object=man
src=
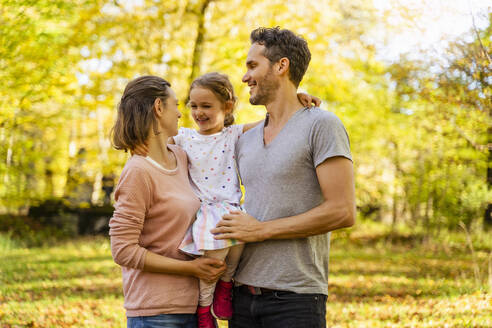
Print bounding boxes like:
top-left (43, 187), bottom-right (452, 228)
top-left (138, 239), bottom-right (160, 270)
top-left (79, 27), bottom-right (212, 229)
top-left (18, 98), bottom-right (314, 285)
top-left (212, 27), bottom-right (355, 327)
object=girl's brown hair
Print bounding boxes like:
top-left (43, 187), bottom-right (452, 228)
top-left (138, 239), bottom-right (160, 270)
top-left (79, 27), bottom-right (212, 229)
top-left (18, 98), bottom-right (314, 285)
top-left (188, 72), bottom-right (237, 126)
top-left (111, 75), bottom-right (171, 151)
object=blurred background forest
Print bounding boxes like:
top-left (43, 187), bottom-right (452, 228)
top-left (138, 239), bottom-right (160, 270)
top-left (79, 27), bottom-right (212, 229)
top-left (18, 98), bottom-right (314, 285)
top-left (0, 0), bottom-right (491, 243)
top-left (1, 1), bottom-right (492, 327)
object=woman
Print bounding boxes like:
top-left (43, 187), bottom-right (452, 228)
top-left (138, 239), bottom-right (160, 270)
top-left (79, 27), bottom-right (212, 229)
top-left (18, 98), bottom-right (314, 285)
top-left (109, 75), bottom-right (226, 328)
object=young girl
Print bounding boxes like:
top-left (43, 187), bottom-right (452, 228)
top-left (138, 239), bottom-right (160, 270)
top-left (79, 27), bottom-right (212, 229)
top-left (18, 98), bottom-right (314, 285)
top-left (135, 72), bottom-right (319, 328)
top-left (175, 72), bottom-right (248, 328)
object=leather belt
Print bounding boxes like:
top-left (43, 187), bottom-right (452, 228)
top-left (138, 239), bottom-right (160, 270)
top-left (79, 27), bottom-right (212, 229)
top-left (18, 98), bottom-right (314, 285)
top-left (240, 284), bottom-right (276, 295)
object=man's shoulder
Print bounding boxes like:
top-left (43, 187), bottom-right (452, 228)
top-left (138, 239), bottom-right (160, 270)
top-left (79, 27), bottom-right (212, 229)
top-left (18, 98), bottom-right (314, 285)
top-left (298, 108), bottom-right (347, 134)
top-left (300, 107), bottom-right (341, 122)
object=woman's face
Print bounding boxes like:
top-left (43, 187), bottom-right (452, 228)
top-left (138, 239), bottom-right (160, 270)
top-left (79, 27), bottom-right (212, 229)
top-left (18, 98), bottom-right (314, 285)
top-left (157, 87), bottom-right (181, 137)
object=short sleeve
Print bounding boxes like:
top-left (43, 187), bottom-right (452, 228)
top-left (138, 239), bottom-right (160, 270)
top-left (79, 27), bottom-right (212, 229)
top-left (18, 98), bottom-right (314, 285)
top-left (173, 127), bottom-right (191, 147)
top-left (309, 112), bottom-right (352, 167)
top-left (227, 124), bottom-right (244, 141)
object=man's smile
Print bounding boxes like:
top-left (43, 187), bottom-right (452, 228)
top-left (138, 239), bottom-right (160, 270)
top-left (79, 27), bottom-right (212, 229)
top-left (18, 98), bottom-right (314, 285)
top-left (248, 82), bottom-right (257, 93)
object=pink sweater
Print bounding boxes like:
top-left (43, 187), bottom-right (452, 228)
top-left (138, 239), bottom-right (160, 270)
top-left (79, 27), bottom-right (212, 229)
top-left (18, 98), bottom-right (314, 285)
top-left (109, 145), bottom-right (201, 317)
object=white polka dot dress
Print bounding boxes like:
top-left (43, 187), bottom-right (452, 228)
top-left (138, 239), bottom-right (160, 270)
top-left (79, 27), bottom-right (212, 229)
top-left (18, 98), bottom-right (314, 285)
top-left (174, 125), bottom-right (244, 254)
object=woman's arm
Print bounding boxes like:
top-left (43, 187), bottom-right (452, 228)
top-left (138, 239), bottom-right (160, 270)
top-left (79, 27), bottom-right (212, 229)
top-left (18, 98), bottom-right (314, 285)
top-left (143, 252), bottom-right (225, 283)
top-left (109, 166), bottom-right (225, 283)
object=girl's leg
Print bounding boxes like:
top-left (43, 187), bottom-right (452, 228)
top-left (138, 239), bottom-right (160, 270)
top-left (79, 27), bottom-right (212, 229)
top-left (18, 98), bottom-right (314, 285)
top-left (199, 248), bottom-right (229, 306)
top-left (212, 244), bottom-right (244, 319)
top-left (221, 244), bottom-right (245, 282)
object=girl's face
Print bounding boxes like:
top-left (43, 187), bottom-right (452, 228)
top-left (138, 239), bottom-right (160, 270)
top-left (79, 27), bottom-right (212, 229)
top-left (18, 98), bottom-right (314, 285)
top-left (189, 87), bottom-right (230, 135)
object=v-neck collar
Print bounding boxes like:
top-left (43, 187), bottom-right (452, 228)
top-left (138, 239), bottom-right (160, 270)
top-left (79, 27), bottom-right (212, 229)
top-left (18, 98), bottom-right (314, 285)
top-left (261, 107), bottom-right (307, 147)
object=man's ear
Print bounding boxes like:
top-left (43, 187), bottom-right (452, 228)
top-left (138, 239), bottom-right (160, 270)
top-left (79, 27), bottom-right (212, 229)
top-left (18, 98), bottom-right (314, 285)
top-left (277, 57), bottom-right (290, 75)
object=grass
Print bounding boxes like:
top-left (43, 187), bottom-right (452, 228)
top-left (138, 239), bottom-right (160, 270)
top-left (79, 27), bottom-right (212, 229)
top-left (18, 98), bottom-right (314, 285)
top-left (0, 224), bottom-right (491, 328)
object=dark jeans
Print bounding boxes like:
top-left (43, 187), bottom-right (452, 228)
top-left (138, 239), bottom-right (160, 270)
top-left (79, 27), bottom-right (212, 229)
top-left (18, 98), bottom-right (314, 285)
top-left (229, 286), bottom-right (327, 328)
top-left (127, 314), bottom-right (197, 328)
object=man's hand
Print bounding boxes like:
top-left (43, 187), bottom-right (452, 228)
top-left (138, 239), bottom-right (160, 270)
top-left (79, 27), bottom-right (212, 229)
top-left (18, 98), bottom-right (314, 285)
top-left (211, 211), bottom-right (266, 243)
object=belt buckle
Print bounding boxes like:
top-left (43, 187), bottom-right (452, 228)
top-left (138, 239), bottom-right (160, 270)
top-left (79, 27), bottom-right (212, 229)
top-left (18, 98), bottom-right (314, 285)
top-left (247, 285), bottom-right (262, 295)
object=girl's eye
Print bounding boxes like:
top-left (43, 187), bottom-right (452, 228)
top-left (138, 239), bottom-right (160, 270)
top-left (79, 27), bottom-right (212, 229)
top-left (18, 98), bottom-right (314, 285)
top-left (190, 105), bottom-right (197, 109)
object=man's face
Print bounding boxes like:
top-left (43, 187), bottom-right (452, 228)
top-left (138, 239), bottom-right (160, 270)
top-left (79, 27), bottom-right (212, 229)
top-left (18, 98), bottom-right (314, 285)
top-left (242, 43), bottom-right (280, 106)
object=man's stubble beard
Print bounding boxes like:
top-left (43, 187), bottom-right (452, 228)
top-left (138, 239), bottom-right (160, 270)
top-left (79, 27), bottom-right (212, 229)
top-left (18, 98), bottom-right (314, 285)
top-left (249, 67), bottom-right (280, 106)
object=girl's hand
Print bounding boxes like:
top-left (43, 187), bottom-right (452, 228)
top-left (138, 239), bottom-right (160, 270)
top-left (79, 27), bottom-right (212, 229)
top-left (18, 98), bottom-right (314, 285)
top-left (131, 143), bottom-right (149, 156)
top-left (297, 92), bottom-right (321, 108)
top-left (190, 257), bottom-right (226, 283)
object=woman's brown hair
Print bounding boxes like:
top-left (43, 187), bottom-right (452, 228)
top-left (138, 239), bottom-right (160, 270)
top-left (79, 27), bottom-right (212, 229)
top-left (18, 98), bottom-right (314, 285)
top-left (111, 75), bottom-right (171, 152)
top-left (188, 72), bottom-right (237, 126)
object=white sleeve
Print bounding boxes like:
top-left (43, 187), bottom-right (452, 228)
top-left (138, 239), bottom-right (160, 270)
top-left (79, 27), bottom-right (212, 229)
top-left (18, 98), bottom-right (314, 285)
top-left (173, 127), bottom-right (190, 147)
top-left (230, 124), bottom-right (244, 139)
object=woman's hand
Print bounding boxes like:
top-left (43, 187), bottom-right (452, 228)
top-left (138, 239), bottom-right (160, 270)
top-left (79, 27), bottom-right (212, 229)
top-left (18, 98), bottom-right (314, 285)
top-left (190, 257), bottom-right (226, 283)
top-left (143, 251), bottom-right (225, 282)
top-left (297, 92), bottom-right (321, 108)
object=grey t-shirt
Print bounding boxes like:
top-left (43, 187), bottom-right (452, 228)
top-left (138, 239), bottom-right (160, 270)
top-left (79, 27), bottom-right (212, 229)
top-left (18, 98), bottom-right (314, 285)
top-left (234, 107), bottom-right (352, 295)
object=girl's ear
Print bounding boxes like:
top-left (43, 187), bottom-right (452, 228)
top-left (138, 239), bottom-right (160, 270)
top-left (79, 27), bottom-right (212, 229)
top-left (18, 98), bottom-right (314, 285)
top-left (224, 100), bottom-right (234, 114)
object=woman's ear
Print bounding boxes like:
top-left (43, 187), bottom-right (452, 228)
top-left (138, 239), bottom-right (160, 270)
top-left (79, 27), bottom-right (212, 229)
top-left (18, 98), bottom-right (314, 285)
top-left (153, 98), bottom-right (163, 117)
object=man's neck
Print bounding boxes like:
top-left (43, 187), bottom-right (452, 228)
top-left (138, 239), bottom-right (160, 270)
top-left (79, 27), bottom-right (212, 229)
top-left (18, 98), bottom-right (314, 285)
top-left (265, 84), bottom-right (303, 129)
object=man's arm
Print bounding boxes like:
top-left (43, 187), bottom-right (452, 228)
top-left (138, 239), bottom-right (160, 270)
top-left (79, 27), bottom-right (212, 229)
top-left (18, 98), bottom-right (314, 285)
top-left (211, 156), bottom-right (355, 242)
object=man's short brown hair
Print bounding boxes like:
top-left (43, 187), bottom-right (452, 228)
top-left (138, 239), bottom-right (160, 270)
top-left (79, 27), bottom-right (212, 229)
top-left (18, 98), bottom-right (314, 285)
top-left (250, 27), bottom-right (311, 88)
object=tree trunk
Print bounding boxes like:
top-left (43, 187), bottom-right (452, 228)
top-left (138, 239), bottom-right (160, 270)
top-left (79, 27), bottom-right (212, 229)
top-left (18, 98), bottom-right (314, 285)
top-left (188, 0), bottom-right (213, 86)
top-left (4, 133), bottom-right (13, 185)
top-left (471, 13), bottom-right (492, 227)
top-left (181, 0), bottom-right (214, 127)
top-left (485, 125), bottom-right (492, 227)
